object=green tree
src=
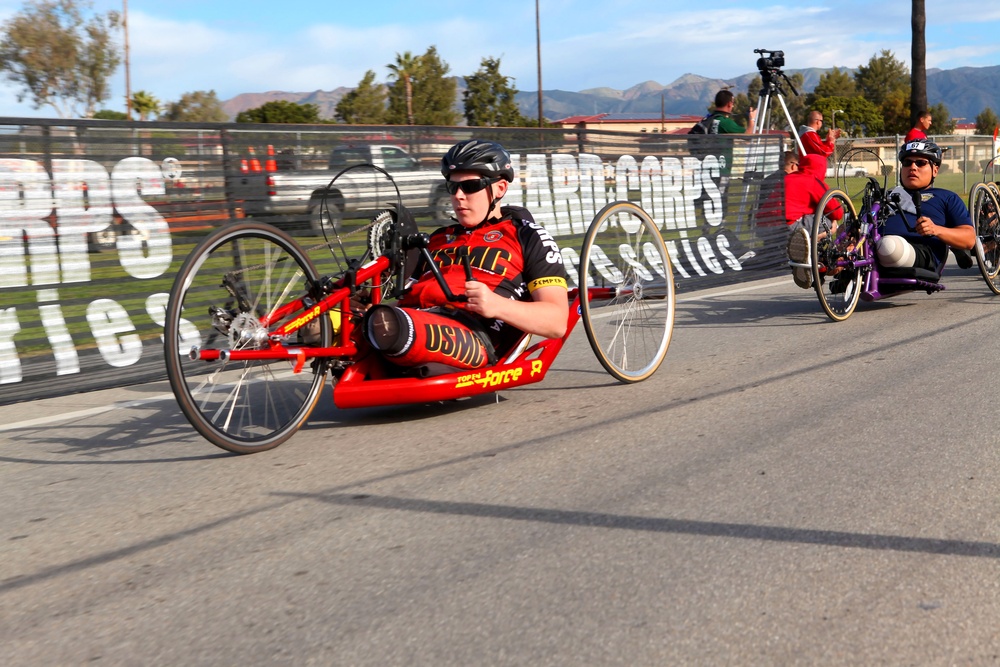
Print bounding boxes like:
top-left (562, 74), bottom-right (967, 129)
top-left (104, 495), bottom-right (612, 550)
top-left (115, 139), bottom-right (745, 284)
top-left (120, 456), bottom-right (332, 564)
top-left (810, 96), bottom-right (883, 137)
top-left (92, 108), bottom-right (126, 120)
top-left (236, 100), bottom-right (320, 124)
top-left (975, 108), bottom-right (999, 135)
top-left (463, 56), bottom-right (528, 127)
top-left (129, 90), bottom-right (160, 121)
top-left (387, 46), bottom-right (458, 126)
top-left (732, 92), bottom-right (753, 130)
top-left (0, 0), bottom-right (121, 118)
top-left (410, 46), bottom-right (458, 126)
top-left (911, 0), bottom-right (927, 127)
top-left (811, 67), bottom-right (857, 100)
top-left (881, 88), bottom-right (911, 135)
top-left (387, 51), bottom-right (419, 125)
top-left (855, 50), bottom-right (910, 110)
top-left (928, 102), bottom-right (955, 134)
top-left (161, 90), bottom-right (229, 122)
top-left (335, 70), bottom-right (386, 124)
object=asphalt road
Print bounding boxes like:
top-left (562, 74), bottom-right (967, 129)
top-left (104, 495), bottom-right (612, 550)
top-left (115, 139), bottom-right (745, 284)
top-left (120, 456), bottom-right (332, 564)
top-left (3, 268), bottom-right (1000, 666)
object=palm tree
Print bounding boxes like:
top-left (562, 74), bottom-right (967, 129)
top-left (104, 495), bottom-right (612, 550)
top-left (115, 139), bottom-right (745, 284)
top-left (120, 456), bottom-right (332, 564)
top-left (388, 51), bottom-right (419, 125)
top-left (130, 90), bottom-right (160, 121)
top-left (910, 0), bottom-right (927, 127)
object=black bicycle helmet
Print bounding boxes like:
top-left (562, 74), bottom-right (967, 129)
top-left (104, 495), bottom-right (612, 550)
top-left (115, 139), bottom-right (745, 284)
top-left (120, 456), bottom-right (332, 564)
top-left (898, 140), bottom-right (943, 166)
top-left (441, 139), bottom-right (515, 182)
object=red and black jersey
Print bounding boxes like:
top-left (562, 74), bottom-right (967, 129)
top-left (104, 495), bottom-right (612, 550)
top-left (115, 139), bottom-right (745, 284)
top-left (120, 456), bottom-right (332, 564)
top-left (399, 205), bottom-right (568, 351)
top-left (402, 206), bottom-right (567, 307)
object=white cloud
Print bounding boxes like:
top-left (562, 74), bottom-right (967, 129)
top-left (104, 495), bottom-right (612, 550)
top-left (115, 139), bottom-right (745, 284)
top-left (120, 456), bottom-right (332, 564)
top-left (0, 0), bottom-right (997, 118)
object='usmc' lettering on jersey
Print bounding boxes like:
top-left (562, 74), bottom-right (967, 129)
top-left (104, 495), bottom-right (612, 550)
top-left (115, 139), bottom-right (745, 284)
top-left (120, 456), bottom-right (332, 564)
top-left (424, 323), bottom-right (487, 367)
top-left (430, 245), bottom-right (511, 276)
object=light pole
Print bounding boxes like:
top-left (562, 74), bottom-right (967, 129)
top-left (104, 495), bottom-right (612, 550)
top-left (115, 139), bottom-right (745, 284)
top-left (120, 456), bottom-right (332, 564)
top-left (535, 0), bottom-right (543, 127)
top-left (832, 109), bottom-right (843, 133)
top-left (123, 0), bottom-right (132, 120)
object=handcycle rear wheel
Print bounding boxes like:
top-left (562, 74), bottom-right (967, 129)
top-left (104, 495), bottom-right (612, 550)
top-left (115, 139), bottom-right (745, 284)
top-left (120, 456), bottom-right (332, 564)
top-left (579, 201), bottom-right (675, 382)
top-left (969, 182), bottom-right (1000, 294)
top-left (811, 189), bottom-right (862, 322)
top-left (164, 222), bottom-right (332, 454)
top-left (987, 181), bottom-right (1000, 202)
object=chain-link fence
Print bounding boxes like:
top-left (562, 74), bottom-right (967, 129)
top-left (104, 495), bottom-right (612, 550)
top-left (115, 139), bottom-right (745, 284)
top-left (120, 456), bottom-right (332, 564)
top-left (830, 134), bottom-right (999, 197)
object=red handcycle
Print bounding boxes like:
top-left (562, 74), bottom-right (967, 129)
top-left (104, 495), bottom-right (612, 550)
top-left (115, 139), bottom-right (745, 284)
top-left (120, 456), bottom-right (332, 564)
top-left (164, 188), bottom-right (676, 453)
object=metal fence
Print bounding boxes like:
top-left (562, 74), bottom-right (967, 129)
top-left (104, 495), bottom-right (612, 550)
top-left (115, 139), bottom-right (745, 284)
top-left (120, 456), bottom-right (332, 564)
top-left (13, 117), bottom-right (984, 403)
top-left (830, 134), bottom-right (998, 195)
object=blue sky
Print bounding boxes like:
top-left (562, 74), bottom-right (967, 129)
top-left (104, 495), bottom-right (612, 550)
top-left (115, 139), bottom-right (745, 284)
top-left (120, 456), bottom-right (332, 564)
top-left (0, 0), bottom-right (998, 118)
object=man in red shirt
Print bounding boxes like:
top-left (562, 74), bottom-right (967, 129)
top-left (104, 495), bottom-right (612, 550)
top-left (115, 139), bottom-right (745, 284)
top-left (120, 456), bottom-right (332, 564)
top-left (798, 110), bottom-right (840, 158)
top-left (784, 154), bottom-right (844, 288)
top-left (904, 110), bottom-right (932, 142)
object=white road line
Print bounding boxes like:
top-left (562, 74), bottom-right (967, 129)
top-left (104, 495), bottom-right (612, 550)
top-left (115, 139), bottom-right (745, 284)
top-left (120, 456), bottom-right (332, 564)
top-left (678, 278), bottom-right (789, 303)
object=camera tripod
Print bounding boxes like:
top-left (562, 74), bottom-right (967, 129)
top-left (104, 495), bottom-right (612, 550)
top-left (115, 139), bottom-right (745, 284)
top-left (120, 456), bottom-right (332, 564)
top-left (732, 50), bottom-right (805, 243)
top-left (752, 62), bottom-right (805, 154)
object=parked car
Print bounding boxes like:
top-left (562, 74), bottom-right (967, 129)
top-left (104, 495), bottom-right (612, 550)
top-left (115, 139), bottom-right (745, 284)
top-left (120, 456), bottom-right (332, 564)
top-left (826, 163), bottom-right (868, 178)
top-left (228, 144), bottom-right (450, 232)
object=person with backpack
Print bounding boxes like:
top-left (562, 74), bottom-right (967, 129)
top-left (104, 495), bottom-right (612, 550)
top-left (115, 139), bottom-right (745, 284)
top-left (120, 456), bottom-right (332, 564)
top-left (689, 89), bottom-right (757, 206)
top-left (688, 90), bottom-right (757, 134)
top-left (690, 90), bottom-right (757, 135)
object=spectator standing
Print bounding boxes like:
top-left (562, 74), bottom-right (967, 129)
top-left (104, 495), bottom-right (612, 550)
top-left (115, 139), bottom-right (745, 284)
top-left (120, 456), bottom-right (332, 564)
top-left (904, 110), bottom-right (933, 143)
top-left (798, 110), bottom-right (840, 158)
top-left (691, 90), bottom-right (757, 135)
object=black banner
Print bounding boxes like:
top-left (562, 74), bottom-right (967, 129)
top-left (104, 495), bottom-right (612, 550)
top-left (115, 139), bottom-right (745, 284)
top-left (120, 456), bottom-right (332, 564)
top-left (0, 119), bottom-right (786, 403)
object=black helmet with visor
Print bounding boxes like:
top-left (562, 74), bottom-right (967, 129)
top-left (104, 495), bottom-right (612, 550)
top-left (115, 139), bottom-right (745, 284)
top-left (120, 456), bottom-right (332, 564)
top-left (898, 140), bottom-right (943, 166)
top-left (441, 139), bottom-right (515, 182)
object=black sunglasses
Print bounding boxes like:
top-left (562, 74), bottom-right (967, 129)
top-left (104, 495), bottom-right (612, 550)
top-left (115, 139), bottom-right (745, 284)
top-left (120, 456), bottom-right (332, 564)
top-left (445, 176), bottom-right (496, 195)
top-left (902, 158), bottom-right (930, 168)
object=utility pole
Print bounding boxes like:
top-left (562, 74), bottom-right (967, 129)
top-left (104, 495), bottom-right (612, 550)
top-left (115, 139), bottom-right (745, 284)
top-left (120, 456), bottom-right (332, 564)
top-left (535, 0), bottom-right (543, 127)
top-left (124, 0), bottom-right (132, 120)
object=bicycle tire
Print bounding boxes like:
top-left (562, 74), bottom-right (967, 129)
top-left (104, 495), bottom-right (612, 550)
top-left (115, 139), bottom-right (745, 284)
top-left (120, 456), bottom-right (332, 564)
top-left (164, 222), bottom-right (331, 453)
top-left (811, 189), bottom-right (862, 322)
top-left (987, 181), bottom-right (1000, 202)
top-left (579, 201), bottom-right (675, 383)
top-left (969, 182), bottom-right (1000, 294)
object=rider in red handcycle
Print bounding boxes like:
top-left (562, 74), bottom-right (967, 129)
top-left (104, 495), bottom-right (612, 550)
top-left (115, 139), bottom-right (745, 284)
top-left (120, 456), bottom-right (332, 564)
top-left (165, 140), bottom-right (677, 453)
top-left (363, 139), bottom-right (569, 373)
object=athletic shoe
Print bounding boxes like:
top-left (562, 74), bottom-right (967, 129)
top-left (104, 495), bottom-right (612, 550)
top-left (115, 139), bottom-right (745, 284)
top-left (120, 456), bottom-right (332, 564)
top-left (786, 228), bottom-right (812, 289)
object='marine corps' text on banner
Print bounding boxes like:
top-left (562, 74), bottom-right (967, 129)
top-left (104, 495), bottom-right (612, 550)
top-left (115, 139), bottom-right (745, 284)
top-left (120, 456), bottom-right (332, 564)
top-left (0, 121), bottom-right (786, 401)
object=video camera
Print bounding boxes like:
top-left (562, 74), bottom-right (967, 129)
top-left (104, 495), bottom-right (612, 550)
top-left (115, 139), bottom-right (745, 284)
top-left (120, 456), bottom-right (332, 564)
top-left (754, 48), bottom-right (785, 72)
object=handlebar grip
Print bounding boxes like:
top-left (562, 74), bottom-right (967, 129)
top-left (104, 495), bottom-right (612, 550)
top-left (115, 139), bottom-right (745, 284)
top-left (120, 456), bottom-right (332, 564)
top-left (402, 233), bottom-right (430, 250)
top-left (457, 246), bottom-right (474, 281)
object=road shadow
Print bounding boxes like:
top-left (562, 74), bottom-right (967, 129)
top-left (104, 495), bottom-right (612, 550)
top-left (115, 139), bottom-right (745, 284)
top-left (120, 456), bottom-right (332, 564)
top-left (278, 490), bottom-right (1000, 560)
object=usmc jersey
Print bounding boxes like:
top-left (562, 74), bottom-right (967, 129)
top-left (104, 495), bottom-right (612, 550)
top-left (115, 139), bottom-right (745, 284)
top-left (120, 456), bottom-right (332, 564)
top-left (400, 205), bottom-right (568, 350)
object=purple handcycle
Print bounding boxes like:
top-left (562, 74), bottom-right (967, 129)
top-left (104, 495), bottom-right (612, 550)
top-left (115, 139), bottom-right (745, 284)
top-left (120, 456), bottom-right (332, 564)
top-left (803, 175), bottom-right (995, 322)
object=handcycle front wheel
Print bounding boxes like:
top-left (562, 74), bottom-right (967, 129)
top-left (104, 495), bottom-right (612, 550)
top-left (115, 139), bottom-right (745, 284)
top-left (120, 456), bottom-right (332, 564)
top-left (969, 182), bottom-right (1000, 294)
top-left (579, 201), bottom-right (676, 383)
top-left (811, 189), bottom-right (862, 322)
top-left (164, 222), bottom-right (332, 454)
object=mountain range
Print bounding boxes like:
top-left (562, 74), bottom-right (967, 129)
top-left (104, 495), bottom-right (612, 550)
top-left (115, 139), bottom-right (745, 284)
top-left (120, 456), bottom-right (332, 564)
top-left (220, 65), bottom-right (1000, 126)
